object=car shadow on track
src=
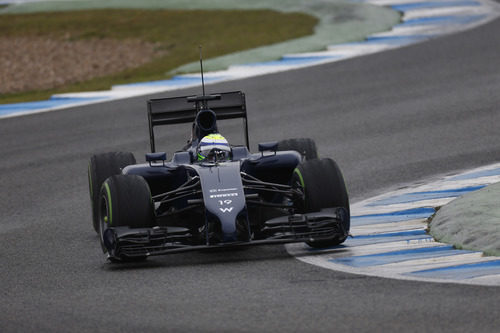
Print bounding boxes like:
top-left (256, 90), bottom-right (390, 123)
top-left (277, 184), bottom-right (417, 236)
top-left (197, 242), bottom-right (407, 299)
top-left (99, 243), bottom-right (350, 271)
top-left (101, 245), bottom-right (292, 271)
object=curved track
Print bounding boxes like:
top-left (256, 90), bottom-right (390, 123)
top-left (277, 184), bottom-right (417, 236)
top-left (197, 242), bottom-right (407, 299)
top-left (2, 17), bottom-right (500, 333)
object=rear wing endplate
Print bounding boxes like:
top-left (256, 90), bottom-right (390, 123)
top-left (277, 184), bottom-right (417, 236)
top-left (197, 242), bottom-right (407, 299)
top-left (147, 91), bottom-right (248, 152)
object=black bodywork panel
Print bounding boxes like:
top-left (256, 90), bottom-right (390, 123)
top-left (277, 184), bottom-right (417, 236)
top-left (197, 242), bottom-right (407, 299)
top-left (148, 91), bottom-right (248, 152)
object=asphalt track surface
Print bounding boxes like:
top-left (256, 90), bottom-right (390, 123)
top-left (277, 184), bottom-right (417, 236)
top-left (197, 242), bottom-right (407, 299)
top-left (2, 17), bottom-right (500, 333)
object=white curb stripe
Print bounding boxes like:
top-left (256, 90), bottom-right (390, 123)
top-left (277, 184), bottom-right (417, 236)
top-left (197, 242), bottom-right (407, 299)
top-left (287, 163), bottom-right (500, 285)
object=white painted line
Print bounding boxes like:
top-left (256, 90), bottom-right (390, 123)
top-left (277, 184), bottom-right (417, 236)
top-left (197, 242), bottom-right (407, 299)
top-left (370, 253), bottom-right (496, 274)
top-left (468, 274), bottom-right (500, 285)
top-left (351, 221), bottom-right (427, 235)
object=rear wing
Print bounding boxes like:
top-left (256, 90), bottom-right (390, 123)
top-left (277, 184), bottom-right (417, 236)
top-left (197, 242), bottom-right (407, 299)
top-left (147, 91), bottom-right (248, 152)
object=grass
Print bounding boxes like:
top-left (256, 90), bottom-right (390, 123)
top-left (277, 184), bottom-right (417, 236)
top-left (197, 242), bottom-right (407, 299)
top-left (0, 9), bottom-right (317, 104)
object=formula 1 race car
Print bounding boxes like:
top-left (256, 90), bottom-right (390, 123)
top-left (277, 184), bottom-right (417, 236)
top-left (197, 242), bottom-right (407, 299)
top-left (88, 91), bottom-right (350, 262)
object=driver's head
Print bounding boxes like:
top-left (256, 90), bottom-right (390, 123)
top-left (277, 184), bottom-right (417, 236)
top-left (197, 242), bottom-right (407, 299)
top-left (197, 133), bottom-right (231, 161)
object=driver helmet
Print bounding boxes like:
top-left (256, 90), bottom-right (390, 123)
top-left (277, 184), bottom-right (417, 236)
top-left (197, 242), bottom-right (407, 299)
top-left (197, 133), bottom-right (231, 161)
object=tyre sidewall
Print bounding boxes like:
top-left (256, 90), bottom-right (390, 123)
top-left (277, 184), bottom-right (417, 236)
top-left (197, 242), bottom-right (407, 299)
top-left (88, 152), bottom-right (136, 232)
top-left (99, 175), bottom-right (154, 229)
top-left (292, 158), bottom-right (350, 247)
top-left (277, 138), bottom-right (318, 160)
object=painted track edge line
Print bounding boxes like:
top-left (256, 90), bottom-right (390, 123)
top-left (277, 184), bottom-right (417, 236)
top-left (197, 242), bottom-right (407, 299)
top-left (287, 163), bottom-right (500, 286)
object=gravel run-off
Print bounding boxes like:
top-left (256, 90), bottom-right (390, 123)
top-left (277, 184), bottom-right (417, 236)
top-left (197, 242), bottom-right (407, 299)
top-left (0, 37), bottom-right (165, 94)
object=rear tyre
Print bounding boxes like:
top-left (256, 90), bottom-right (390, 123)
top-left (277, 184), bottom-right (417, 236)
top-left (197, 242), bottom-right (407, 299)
top-left (99, 175), bottom-right (155, 261)
top-left (277, 138), bottom-right (318, 160)
top-left (88, 152), bottom-right (136, 233)
top-left (292, 158), bottom-right (350, 248)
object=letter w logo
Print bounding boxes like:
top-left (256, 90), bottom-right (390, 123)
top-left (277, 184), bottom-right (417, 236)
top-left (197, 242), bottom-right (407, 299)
top-left (219, 207), bottom-right (234, 213)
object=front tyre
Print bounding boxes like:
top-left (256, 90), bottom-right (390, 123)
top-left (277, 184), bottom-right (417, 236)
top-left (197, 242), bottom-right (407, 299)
top-left (88, 152), bottom-right (136, 233)
top-left (99, 175), bottom-right (155, 261)
top-left (292, 158), bottom-right (350, 248)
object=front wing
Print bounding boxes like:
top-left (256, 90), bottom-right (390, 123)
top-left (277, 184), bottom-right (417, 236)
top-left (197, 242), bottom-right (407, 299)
top-left (101, 208), bottom-right (348, 259)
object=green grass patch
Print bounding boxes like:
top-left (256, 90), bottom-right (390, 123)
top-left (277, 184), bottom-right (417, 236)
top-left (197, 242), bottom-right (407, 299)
top-left (0, 9), bottom-right (317, 104)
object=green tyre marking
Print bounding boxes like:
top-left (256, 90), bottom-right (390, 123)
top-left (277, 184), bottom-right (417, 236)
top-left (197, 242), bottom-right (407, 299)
top-left (103, 182), bottom-right (112, 225)
top-left (293, 168), bottom-right (305, 190)
top-left (293, 167), bottom-right (306, 208)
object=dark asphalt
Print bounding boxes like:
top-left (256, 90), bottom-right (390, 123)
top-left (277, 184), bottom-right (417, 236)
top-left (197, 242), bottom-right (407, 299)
top-left (1, 17), bottom-right (500, 332)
